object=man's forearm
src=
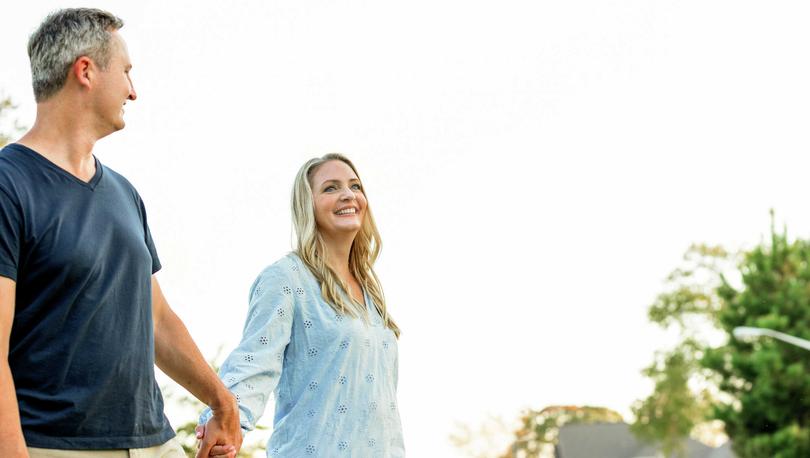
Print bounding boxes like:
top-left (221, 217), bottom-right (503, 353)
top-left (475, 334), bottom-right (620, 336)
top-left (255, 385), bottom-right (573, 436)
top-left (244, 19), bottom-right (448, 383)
top-left (154, 308), bottom-right (234, 410)
top-left (0, 361), bottom-right (29, 457)
top-left (151, 277), bottom-right (240, 457)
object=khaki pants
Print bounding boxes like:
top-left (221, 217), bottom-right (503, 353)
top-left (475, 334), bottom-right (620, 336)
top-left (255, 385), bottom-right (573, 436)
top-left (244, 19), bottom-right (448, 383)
top-left (28, 437), bottom-right (186, 458)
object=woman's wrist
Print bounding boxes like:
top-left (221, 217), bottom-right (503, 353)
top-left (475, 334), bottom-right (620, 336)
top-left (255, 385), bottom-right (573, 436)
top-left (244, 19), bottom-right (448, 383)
top-left (209, 388), bottom-right (238, 415)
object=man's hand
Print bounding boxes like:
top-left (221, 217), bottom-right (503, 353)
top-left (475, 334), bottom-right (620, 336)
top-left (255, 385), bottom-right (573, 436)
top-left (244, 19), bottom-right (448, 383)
top-left (195, 408), bottom-right (243, 458)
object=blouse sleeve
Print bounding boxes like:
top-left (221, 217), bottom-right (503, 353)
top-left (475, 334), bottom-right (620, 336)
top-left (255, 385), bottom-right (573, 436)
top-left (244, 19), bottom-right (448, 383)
top-left (200, 264), bottom-right (295, 432)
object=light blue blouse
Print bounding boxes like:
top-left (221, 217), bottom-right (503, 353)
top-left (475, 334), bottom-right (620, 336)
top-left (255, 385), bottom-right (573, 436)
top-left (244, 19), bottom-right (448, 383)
top-left (200, 253), bottom-right (405, 457)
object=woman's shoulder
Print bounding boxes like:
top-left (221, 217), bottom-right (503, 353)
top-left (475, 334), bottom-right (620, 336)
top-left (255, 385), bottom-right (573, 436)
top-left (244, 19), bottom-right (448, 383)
top-left (253, 252), bottom-right (310, 286)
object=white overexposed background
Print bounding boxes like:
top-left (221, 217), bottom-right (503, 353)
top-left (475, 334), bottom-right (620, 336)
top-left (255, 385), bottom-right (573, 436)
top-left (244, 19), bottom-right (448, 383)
top-left (2, 1), bottom-right (810, 456)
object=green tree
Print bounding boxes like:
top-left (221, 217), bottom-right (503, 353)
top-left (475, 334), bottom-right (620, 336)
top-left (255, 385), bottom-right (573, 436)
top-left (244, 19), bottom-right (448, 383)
top-left (498, 405), bottom-right (624, 458)
top-left (631, 244), bottom-right (732, 457)
top-left (631, 341), bottom-right (715, 457)
top-left (704, 223), bottom-right (810, 457)
top-left (634, 221), bottom-right (810, 458)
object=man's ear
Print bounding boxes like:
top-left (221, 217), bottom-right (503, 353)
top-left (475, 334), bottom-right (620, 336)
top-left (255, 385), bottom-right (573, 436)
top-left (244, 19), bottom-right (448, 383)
top-left (71, 56), bottom-right (94, 90)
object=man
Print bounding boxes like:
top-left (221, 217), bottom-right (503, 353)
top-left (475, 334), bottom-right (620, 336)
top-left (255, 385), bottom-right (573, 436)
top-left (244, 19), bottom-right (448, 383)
top-left (0, 9), bottom-right (241, 458)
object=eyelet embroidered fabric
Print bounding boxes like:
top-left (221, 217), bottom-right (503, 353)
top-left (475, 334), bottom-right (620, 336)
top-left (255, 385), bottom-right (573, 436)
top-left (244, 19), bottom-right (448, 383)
top-left (200, 253), bottom-right (404, 457)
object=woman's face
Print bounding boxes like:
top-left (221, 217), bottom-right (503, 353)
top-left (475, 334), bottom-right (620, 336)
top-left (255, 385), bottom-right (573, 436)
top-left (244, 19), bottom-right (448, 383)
top-left (310, 160), bottom-right (367, 240)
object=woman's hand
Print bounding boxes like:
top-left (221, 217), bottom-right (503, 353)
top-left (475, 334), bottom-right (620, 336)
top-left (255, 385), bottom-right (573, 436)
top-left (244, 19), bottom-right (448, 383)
top-left (196, 423), bottom-right (238, 458)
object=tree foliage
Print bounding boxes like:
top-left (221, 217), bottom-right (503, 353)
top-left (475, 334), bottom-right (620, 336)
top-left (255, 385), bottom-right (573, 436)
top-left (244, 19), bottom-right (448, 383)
top-left (632, 244), bottom-right (732, 457)
top-left (634, 222), bottom-right (810, 458)
top-left (631, 341), bottom-right (715, 458)
top-left (498, 405), bottom-right (623, 458)
top-left (704, 224), bottom-right (810, 457)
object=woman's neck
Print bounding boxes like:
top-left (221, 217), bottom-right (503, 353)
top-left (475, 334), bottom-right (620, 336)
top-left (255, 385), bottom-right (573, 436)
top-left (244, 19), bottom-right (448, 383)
top-left (321, 232), bottom-right (354, 278)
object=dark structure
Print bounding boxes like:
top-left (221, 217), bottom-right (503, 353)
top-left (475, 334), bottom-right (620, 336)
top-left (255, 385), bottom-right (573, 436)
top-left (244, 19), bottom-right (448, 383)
top-left (555, 423), bottom-right (735, 458)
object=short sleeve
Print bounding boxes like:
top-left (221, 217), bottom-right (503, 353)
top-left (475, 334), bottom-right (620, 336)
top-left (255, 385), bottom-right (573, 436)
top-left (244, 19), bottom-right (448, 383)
top-left (0, 186), bottom-right (22, 281)
top-left (137, 197), bottom-right (161, 274)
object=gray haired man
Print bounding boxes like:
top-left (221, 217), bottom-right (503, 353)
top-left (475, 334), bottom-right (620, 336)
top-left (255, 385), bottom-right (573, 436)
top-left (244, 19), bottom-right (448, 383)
top-left (0, 9), bottom-right (241, 458)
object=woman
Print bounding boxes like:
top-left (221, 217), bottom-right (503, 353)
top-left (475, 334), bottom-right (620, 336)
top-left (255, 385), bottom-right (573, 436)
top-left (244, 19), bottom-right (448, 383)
top-left (199, 154), bottom-right (404, 457)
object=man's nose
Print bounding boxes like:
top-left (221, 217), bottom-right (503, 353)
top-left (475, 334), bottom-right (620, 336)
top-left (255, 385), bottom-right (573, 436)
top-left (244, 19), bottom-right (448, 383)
top-left (128, 77), bottom-right (137, 101)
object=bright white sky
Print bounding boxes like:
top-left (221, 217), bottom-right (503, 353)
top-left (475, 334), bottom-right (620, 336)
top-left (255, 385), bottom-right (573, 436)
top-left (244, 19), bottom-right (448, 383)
top-left (3, 1), bottom-right (810, 456)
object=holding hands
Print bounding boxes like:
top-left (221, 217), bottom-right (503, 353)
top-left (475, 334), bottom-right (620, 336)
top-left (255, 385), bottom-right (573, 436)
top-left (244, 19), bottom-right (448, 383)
top-left (195, 398), bottom-right (242, 458)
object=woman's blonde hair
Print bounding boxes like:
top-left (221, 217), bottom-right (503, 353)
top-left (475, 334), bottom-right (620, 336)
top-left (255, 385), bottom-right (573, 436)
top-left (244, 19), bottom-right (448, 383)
top-left (292, 153), bottom-right (400, 337)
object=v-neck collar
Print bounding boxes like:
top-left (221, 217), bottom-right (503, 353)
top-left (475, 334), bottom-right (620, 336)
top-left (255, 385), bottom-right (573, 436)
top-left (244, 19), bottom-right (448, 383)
top-left (363, 288), bottom-right (385, 326)
top-left (288, 252), bottom-right (382, 324)
top-left (12, 143), bottom-right (103, 191)
top-left (361, 287), bottom-right (370, 310)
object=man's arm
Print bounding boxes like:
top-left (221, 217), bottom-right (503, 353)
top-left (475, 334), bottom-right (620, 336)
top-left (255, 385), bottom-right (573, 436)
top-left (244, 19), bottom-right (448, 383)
top-left (151, 276), bottom-right (241, 458)
top-left (0, 277), bottom-right (28, 457)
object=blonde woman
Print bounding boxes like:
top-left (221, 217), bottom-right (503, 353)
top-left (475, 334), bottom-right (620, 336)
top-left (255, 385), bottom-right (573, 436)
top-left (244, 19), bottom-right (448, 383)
top-left (199, 154), bottom-right (404, 457)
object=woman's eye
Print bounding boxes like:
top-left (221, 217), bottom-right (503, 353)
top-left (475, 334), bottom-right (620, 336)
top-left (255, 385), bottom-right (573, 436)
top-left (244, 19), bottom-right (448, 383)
top-left (351, 184), bottom-right (362, 191)
top-left (324, 185), bottom-right (336, 192)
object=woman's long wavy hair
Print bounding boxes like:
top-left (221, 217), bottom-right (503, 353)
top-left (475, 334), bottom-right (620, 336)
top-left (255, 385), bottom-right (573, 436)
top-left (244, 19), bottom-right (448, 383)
top-left (292, 153), bottom-right (400, 338)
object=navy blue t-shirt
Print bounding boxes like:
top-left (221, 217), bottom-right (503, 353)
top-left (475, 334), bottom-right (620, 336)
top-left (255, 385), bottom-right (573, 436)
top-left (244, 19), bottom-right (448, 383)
top-left (0, 144), bottom-right (175, 449)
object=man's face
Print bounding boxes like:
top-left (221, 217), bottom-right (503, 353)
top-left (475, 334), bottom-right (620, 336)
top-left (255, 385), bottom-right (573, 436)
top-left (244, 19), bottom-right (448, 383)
top-left (92, 31), bottom-right (137, 135)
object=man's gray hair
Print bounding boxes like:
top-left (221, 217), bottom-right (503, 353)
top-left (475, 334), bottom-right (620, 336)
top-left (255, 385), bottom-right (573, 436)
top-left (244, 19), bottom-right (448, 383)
top-left (28, 8), bottom-right (124, 102)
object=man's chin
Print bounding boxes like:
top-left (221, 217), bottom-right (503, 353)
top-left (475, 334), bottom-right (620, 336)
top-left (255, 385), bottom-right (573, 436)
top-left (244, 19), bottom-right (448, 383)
top-left (97, 122), bottom-right (125, 140)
